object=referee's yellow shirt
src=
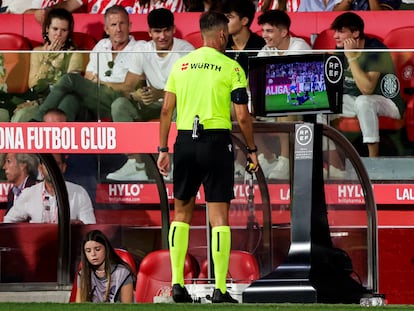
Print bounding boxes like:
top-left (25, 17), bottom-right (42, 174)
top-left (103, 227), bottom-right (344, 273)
top-left (165, 46), bottom-right (247, 130)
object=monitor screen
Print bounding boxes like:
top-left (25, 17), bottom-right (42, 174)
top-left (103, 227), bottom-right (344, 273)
top-left (249, 53), bottom-right (344, 117)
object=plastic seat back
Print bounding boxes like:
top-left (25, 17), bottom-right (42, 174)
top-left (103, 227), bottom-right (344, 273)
top-left (0, 33), bottom-right (32, 93)
top-left (183, 31), bottom-right (203, 49)
top-left (198, 250), bottom-right (260, 283)
top-left (2, 53), bottom-right (31, 94)
top-left (72, 32), bottom-right (97, 50)
top-left (135, 249), bottom-right (200, 303)
top-left (312, 29), bottom-right (335, 50)
top-left (383, 27), bottom-right (414, 141)
top-left (131, 31), bottom-right (151, 41)
top-left (0, 33), bottom-right (32, 50)
top-left (69, 248), bottom-right (137, 302)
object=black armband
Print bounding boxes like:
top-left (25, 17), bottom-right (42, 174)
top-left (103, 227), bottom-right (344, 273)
top-left (246, 146), bottom-right (258, 154)
top-left (231, 88), bottom-right (248, 104)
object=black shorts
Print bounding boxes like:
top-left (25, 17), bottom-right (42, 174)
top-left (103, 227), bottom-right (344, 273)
top-left (173, 130), bottom-right (235, 202)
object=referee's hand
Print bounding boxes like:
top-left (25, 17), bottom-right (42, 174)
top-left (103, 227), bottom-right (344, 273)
top-left (157, 152), bottom-right (170, 177)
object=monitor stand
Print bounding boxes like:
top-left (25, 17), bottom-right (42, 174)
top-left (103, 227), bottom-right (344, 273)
top-left (243, 122), bottom-right (370, 303)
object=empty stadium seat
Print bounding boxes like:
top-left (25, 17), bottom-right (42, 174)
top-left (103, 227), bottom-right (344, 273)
top-left (0, 33), bottom-right (32, 94)
top-left (0, 33), bottom-right (32, 50)
top-left (135, 249), bottom-right (200, 303)
top-left (183, 31), bottom-right (203, 49)
top-left (198, 250), bottom-right (260, 283)
top-left (69, 248), bottom-right (137, 302)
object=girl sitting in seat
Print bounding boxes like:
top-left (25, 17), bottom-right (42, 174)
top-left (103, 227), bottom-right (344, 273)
top-left (76, 230), bottom-right (136, 303)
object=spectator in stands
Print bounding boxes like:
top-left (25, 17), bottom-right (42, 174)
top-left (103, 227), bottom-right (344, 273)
top-left (76, 230), bottom-right (135, 303)
top-left (12, 8), bottom-right (84, 122)
top-left (256, 9), bottom-right (311, 179)
top-left (330, 12), bottom-right (404, 157)
top-left (298, 0), bottom-right (336, 11)
top-left (185, 0), bottom-right (222, 11)
top-left (256, 0), bottom-right (301, 12)
top-left (43, 108), bottom-right (98, 204)
top-left (30, 0), bottom-right (136, 24)
top-left (133, 0), bottom-right (185, 13)
top-left (221, 0), bottom-right (265, 74)
top-left (33, 5), bottom-right (137, 122)
top-left (220, 0), bottom-right (264, 178)
top-left (2, 153), bottom-right (38, 213)
top-left (1, 0), bottom-right (58, 14)
top-left (3, 153), bottom-right (96, 224)
top-left (106, 8), bottom-right (194, 181)
top-left (112, 8), bottom-right (194, 123)
top-left (333, 0), bottom-right (401, 10)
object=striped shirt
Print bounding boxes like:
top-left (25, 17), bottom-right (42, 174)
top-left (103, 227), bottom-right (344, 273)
top-left (133, 0), bottom-right (185, 13)
top-left (256, 0), bottom-right (301, 12)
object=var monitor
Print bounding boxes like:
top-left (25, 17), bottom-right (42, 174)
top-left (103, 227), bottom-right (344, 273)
top-left (249, 53), bottom-right (344, 117)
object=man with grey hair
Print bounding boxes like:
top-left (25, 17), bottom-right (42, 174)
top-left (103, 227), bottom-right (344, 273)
top-left (33, 4), bottom-right (138, 122)
top-left (2, 153), bottom-right (38, 212)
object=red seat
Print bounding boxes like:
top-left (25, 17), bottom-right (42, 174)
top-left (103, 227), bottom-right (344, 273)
top-left (0, 33), bottom-right (32, 94)
top-left (384, 26), bottom-right (414, 141)
top-left (183, 31), bottom-right (203, 49)
top-left (69, 248), bottom-right (137, 302)
top-left (0, 33), bottom-right (32, 50)
top-left (334, 116), bottom-right (404, 132)
top-left (198, 250), bottom-right (260, 284)
top-left (131, 31), bottom-right (151, 41)
top-left (72, 32), bottom-right (97, 50)
top-left (312, 29), bottom-right (335, 50)
top-left (135, 249), bottom-right (200, 303)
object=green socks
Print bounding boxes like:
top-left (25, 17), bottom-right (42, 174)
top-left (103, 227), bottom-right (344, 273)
top-left (169, 221), bottom-right (190, 286)
top-left (212, 226), bottom-right (231, 293)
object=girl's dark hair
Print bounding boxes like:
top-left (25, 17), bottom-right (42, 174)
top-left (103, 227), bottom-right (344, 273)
top-left (79, 230), bottom-right (135, 302)
top-left (42, 8), bottom-right (75, 50)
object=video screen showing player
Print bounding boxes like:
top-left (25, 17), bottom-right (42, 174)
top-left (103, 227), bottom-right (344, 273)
top-left (265, 61), bottom-right (329, 112)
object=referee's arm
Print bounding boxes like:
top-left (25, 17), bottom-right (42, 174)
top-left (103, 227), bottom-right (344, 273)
top-left (234, 102), bottom-right (258, 170)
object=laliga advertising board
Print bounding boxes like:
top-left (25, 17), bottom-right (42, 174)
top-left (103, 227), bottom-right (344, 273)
top-left (0, 122), bottom-right (176, 153)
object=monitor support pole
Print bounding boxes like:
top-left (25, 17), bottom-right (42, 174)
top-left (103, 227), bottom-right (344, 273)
top-left (243, 121), bottom-right (370, 303)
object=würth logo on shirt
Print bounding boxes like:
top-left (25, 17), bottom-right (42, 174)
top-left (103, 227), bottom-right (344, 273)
top-left (181, 63), bottom-right (189, 71)
top-left (188, 63), bottom-right (222, 71)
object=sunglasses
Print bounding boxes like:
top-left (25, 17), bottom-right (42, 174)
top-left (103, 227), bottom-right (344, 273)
top-left (105, 61), bottom-right (114, 77)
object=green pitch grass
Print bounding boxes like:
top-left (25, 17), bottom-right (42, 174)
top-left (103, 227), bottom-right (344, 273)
top-left (1, 303), bottom-right (413, 311)
top-left (265, 92), bottom-right (329, 113)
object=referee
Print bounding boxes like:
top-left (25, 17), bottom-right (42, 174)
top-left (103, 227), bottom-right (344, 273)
top-left (157, 11), bottom-right (258, 303)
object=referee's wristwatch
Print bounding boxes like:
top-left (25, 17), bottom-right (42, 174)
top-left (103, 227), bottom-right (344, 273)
top-left (158, 146), bottom-right (169, 153)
